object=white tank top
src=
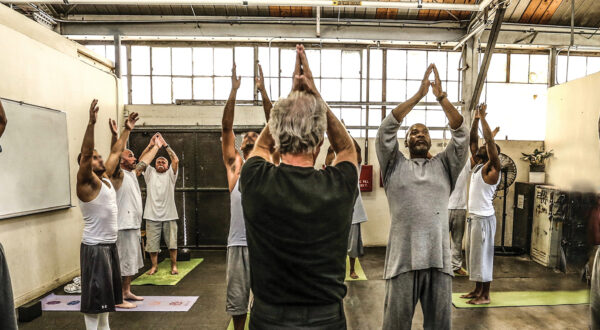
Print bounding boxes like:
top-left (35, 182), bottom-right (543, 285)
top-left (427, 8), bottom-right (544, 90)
top-left (116, 169), bottom-right (143, 230)
top-left (79, 178), bottom-right (119, 245)
top-left (227, 178), bottom-right (247, 247)
top-left (468, 164), bottom-right (501, 217)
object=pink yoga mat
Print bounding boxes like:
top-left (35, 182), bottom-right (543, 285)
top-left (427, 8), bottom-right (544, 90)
top-left (41, 293), bottom-right (198, 312)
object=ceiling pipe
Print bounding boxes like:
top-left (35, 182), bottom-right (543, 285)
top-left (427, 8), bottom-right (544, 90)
top-left (3, 0), bottom-right (488, 11)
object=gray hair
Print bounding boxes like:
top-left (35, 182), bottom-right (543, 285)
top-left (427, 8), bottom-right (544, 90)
top-left (269, 91), bottom-right (327, 155)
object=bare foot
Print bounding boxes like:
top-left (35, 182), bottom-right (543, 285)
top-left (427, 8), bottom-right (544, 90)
top-left (116, 301), bottom-right (137, 309)
top-left (124, 292), bottom-right (144, 301)
top-left (460, 291), bottom-right (479, 299)
top-left (466, 296), bottom-right (490, 305)
top-left (349, 271), bottom-right (359, 279)
top-left (171, 266), bottom-right (179, 275)
top-left (454, 268), bottom-right (468, 276)
top-left (147, 267), bottom-right (157, 275)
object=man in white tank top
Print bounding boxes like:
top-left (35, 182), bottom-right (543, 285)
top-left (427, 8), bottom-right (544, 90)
top-left (110, 132), bottom-right (163, 307)
top-left (77, 99), bottom-right (140, 329)
top-left (221, 63), bottom-right (273, 330)
top-left (460, 103), bottom-right (501, 305)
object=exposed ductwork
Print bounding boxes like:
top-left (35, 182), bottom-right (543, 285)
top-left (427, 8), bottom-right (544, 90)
top-left (1, 0), bottom-right (494, 12)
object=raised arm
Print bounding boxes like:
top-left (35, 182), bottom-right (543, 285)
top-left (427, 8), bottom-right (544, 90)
top-left (104, 112), bottom-right (139, 178)
top-left (431, 64), bottom-right (463, 129)
top-left (294, 45), bottom-right (357, 168)
top-left (470, 112), bottom-right (480, 161)
top-left (390, 64), bottom-right (432, 123)
top-left (222, 64), bottom-right (243, 189)
top-left (479, 106), bottom-right (501, 184)
top-left (158, 134), bottom-right (179, 175)
top-left (77, 99), bottom-right (102, 201)
top-left (0, 99), bottom-right (7, 138)
top-left (256, 63), bottom-right (273, 120)
top-left (109, 119), bottom-right (118, 149)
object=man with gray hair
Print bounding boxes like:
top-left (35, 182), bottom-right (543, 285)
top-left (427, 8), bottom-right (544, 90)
top-left (377, 64), bottom-right (468, 329)
top-left (240, 45), bottom-right (358, 329)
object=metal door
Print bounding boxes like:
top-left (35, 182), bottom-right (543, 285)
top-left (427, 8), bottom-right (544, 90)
top-left (129, 128), bottom-right (239, 248)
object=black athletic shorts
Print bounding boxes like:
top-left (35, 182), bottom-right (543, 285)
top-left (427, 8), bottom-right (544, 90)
top-left (80, 243), bottom-right (123, 314)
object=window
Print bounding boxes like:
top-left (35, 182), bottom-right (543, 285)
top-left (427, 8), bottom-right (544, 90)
top-left (557, 54), bottom-right (600, 84)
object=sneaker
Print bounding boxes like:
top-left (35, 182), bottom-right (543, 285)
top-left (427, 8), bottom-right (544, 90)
top-left (73, 276), bottom-right (81, 286)
top-left (64, 276), bottom-right (82, 294)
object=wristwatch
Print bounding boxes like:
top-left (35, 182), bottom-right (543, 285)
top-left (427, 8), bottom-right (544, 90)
top-left (436, 92), bottom-right (447, 102)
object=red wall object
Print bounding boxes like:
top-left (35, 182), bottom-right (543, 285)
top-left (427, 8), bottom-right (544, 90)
top-left (360, 165), bottom-right (373, 192)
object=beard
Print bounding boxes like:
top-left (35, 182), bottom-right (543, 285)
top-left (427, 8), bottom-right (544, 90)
top-left (241, 143), bottom-right (255, 157)
top-left (93, 168), bottom-right (106, 177)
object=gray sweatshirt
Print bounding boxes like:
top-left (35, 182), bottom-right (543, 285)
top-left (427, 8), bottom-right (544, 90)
top-left (376, 113), bottom-right (469, 278)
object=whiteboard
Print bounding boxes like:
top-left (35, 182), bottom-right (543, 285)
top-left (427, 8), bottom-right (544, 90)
top-left (0, 99), bottom-right (71, 219)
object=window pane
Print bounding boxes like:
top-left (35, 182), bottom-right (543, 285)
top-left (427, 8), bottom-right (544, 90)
top-left (341, 51), bottom-right (361, 78)
top-left (369, 107), bottom-right (383, 127)
top-left (131, 76), bottom-right (150, 104)
top-left (387, 50), bottom-right (406, 79)
top-left (321, 78), bottom-right (341, 102)
top-left (264, 77), bottom-right (280, 100)
top-left (237, 77), bottom-right (254, 100)
top-left (510, 54), bottom-right (529, 83)
top-left (587, 57), bottom-right (600, 76)
top-left (387, 80), bottom-right (407, 103)
top-left (152, 77), bottom-right (171, 104)
top-left (172, 77), bottom-right (192, 102)
top-left (556, 55), bottom-right (567, 84)
top-left (214, 48), bottom-right (233, 76)
top-left (120, 46), bottom-right (127, 75)
top-left (193, 48), bottom-right (213, 76)
top-left (340, 107), bottom-right (362, 126)
top-left (86, 45), bottom-right (106, 58)
top-left (427, 51), bottom-right (447, 81)
top-left (567, 56), bottom-right (587, 81)
top-left (305, 49), bottom-right (321, 77)
top-left (172, 48), bottom-right (192, 76)
top-left (405, 109), bottom-right (426, 126)
top-left (280, 49), bottom-right (296, 78)
top-left (447, 52), bottom-right (462, 81)
top-left (429, 130), bottom-right (444, 140)
top-left (234, 47), bottom-right (254, 77)
top-left (193, 77), bottom-right (213, 100)
top-left (131, 46), bottom-right (150, 75)
top-left (121, 78), bottom-right (129, 105)
top-left (280, 77), bottom-right (292, 96)
top-left (407, 51), bottom-right (427, 79)
top-left (258, 47), bottom-right (279, 78)
top-left (370, 49), bottom-right (383, 79)
top-left (152, 47), bottom-right (171, 75)
top-left (341, 79), bottom-right (360, 102)
top-left (322, 49), bottom-right (341, 78)
top-left (447, 81), bottom-right (459, 102)
top-left (105, 45), bottom-right (115, 63)
top-left (529, 54), bottom-right (548, 84)
top-left (425, 109), bottom-right (447, 127)
top-left (487, 53), bottom-right (507, 82)
top-left (369, 79), bottom-right (382, 102)
top-left (214, 77), bottom-right (232, 100)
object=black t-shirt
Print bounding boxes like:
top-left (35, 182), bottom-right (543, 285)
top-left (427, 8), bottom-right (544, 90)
top-left (240, 156), bottom-right (358, 306)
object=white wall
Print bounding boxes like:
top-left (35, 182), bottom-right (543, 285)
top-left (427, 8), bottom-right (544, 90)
top-left (130, 105), bottom-right (542, 247)
top-left (545, 71), bottom-right (600, 193)
top-left (0, 5), bottom-right (122, 306)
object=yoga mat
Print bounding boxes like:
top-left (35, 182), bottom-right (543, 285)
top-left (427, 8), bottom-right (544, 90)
top-left (132, 258), bottom-right (204, 286)
top-left (41, 293), bottom-right (198, 312)
top-left (345, 256), bottom-right (368, 281)
top-left (452, 289), bottom-right (590, 308)
top-left (227, 313), bottom-right (250, 330)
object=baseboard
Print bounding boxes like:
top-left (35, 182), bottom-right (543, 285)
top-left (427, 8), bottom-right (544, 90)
top-left (14, 268), bottom-right (80, 307)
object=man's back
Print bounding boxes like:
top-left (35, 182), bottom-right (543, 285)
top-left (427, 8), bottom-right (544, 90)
top-left (241, 156), bottom-right (358, 305)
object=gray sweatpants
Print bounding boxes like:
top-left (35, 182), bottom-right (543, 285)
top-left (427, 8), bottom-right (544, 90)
top-left (592, 246), bottom-right (600, 330)
top-left (383, 268), bottom-right (452, 330)
top-left (466, 214), bottom-right (496, 282)
top-left (226, 246), bottom-right (251, 316)
top-left (448, 209), bottom-right (466, 271)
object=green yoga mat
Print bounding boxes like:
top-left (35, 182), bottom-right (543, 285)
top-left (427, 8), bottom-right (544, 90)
top-left (452, 289), bottom-right (590, 308)
top-left (345, 256), bottom-right (368, 281)
top-left (227, 313), bottom-right (250, 330)
top-left (131, 258), bottom-right (204, 286)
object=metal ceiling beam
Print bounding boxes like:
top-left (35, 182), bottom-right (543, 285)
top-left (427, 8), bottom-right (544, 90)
top-left (2, 0), bottom-right (489, 11)
top-left (468, 3), bottom-right (507, 113)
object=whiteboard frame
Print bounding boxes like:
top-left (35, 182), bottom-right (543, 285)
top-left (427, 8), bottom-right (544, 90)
top-left (0, 98), bottom-right (73, 220)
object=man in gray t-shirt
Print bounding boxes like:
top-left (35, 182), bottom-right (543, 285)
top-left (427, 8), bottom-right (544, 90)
top-left (376, 64), bottom-right (468, 330)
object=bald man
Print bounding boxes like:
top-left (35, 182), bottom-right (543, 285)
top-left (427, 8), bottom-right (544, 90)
top-left (143, 134), bottom-right (180, 275)
top-left (110, 129), bottom-right (162, 307)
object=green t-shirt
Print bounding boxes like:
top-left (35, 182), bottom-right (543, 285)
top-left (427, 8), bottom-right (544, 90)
top-left (240, 156), bottom-right (358, 305)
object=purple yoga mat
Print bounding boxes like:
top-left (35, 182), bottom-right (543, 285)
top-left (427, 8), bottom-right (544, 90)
top-left (41, 293), bottom-right (198, 312)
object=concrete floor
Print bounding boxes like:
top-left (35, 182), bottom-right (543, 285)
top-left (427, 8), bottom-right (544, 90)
top-left (19, 247), bottom-right (591, 330)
